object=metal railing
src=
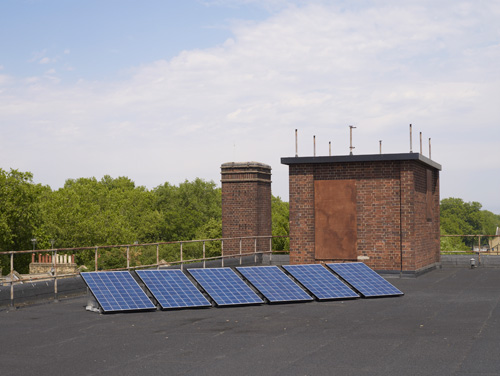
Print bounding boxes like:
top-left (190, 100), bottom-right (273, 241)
top-left (440, 234), bottom-right (500, 254)
top-left (0, 235), bottom-right (289, 306)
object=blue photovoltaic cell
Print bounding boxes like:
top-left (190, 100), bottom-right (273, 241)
top-left (136, 269), bottom-right (211, 309)
top-left (282, 264), bottom-right (359, 300)
top-left (236, 266), bottom-right (313, 303)
top-left (187, 268), bottom-right (264, 306)
top-left (326, 262), bottom-right (404, 298)
top-left (81, 271), bottom-right (156, 313)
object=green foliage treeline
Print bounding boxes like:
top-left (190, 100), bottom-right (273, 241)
top-left (4, 167), bottom-right (496, 271)
top-left (440, 198), bottom-right (500, 252)
top-left (0, 168), bottom-right (289, 273)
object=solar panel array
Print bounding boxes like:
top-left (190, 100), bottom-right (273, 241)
top-left (236, 266), bottom-right (313, 303)
top-left (81, 271), bottom-right (157, 313)
top-left (136, 269), bottom-right (211, 309)
top-left (187, 268), bottom-right (264, 306)
top-left (326, 262), bottom-right (404, 298)
top-left (81, 263), bottom-right (403, 313)
top-left (283, 264), bottom-right (359, 300)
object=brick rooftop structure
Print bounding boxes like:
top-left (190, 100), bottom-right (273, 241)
top-left (221, 162), bottom-right (272, 257)
top-left (282, 153), bottom-right (442, 275)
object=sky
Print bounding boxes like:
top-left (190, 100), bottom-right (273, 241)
top-left (1, 0), bottom-right (499, 213)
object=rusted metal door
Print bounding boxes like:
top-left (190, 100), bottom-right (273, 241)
top-left (314, 180), bottom-right (357, 260)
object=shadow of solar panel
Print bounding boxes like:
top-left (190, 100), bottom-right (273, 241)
top-left (136, 270), bottom-right (211, 309)
top-left (187, 268), bottom-right (264, 306)
top-left (326, 262), bottom-right (404, 298)
top-left (236, 266), bottom-right (313, 303)
top-left (282, 264), bottom-right (359, 300)
top-left (81, 271), bottom-right (156, 313)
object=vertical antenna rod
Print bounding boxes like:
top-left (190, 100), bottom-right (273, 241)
top-left (429, 138), bottom-right (432, 159)
top-left (295, 129), bottom-right (298, 157)
top-left (313, 135), bottom-right (316, 157)
top-left (409, 124), bottom-right (413, 153)
top-left (329, 141), bottom-right (332, 156)
top-left (349, 125), bottom-right (356, 155)
top-left (379, 140), bottom-right (382, 154)
top-left (420, 132), bottom-right (423, 155)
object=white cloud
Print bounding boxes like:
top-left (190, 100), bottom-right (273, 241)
top-left (39, 57), bottom-right (51, 64)
top-left (1, 0), bottom-right (500, 212)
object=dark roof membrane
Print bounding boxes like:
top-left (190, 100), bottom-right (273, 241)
top-left (281, 153), bottom-right (442, 171)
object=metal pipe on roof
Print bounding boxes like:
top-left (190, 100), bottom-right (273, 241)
top-left (409, 124), bottom-right (413, 153)
top-left (295, 129), bottom-right (298, 157)
top-left (349, 125), bottom-right (356, 155)
top-left (420, 132), bottom-right (423, 155)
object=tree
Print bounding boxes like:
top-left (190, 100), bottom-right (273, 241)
top-left (0, 169), bottom-right (47, 273)
top-left (440, 197), bottom-right (500, 251)
top-left (272, 195), bottom-right (289, 251)
top-left (194, 217), bottom-right (222, 258)
top-left (38, 176), bottom-right (162, 269)
top-left (154, 178), bottom-right (221, 241)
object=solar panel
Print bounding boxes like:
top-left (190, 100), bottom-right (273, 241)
top-left (187, 268), bottom-right (264, 306)
top-left (136, 269), bottom-right (211, 309)
top-left (81, 271), bottom-right (156, 313)
top-left (282, 264), bottom-right (359, 300)
top-left (236, 266), bottom-right (313, 303)
top-left (326, 262), bottom-right (404, 298)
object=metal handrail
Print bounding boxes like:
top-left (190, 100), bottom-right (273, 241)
top-left (1, 235), bottom-right (289, 307)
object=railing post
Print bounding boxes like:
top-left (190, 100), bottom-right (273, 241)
top-left (53, 249), bottom-right (58, 302)
top-left (239, 238), bottom-right (242, 265)
top-left (221, 239), bottom-right (224, 267)
top-left (478, 236), bottom-right (481, 266)
top-left (269, 237), bottom-right (272, 263)
top-left (254, 237), bottom-right (257, 264)
top-left (203, 241), bottom-right (206, 268)
top-left (156, 244), bottom-right (160, 269)
top-left (180, 242), bottom-right (183, 271)
top-left (126, 246), bottom-right (130, 270)
top-left (94, 246), bottom-right (98, 271)
top-left (10, 252), bottom-right (14, 307)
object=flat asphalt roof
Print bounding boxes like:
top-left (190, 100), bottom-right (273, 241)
top-left (1, 266), bottom-right (499, 376)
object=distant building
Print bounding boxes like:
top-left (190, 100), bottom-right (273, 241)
top-left (489, 227), bottom-right (500, 253)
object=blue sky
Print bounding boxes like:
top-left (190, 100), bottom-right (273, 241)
top-left (1, 0), bottom-right (499, 214)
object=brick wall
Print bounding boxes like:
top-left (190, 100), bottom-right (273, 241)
top-left (285, 155), bottom-right (440, 273)
top-left (221, 162), bottom-right (272, 256)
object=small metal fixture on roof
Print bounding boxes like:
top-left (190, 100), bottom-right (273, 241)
top-left (429, 138), bottom-right (432, 159)
top-left (470, 258), bottom-right (476, 269)
top-left (409, 124), bottom-right (413, 153)
top-left (379, 140), bottom-right (382, 154)
top-left (329, 141), bottom-right (332, 156)
top-left (349, 125), bottom-right (356, 155)
top-left (419, 132), bottom-right (423, 155)
top-left (295, 129), bottom-right (298, 157)
top-left (313, 135), bottom-right (316, 157)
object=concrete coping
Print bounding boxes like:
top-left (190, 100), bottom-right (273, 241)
top-left (221, 161), bottom-right (272, 171)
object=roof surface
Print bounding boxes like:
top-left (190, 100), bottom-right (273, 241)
top-left (281, 152), bottom-right (442, 171)
top-left (1, 267), bottom-right (499, 375)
